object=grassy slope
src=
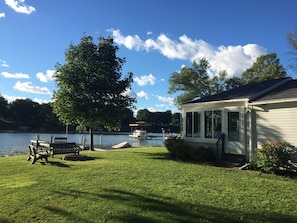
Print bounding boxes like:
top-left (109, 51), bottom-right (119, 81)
top-left (0, 147), bottom-right (297, 223)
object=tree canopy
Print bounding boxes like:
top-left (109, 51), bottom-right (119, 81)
top-left (287, 29), bottom-right (297, 71)
top-left (241, 53), bottom-right (287, 84)
top-left (53, 35), bottom-right (135, 149)
top-left (168, 58), bottom-right (227, 105)
top-left (0, 95), bottom-right (8, 119)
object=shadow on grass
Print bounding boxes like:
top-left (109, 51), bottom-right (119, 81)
top-left (47, 161), bottom-right (71, 168)
top-left (43, 206), bottom-right (94, 223)
top-left (133, 151), bottom-right (215, 168)
top-left (132, 151), bottom-right (171, 160)
top-left (62, 155), bottom-right (97, 162)
top-left (48, 188), bottom-right (297, 223)
top-left (0, 217), bottom-right (10, 223)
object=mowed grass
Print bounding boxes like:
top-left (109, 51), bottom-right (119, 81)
top-left (1, 147), bottom-right (297, 223)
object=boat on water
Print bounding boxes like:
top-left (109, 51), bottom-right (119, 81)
top-left (129, 129), bottom-right (147, 140)
top-left (129, 121), bottom-right (151, 140)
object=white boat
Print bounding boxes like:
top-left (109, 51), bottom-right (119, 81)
top-left (129, 129), bottom-right (147, 140)
top-left (129, 121), bottom-right (151, 140)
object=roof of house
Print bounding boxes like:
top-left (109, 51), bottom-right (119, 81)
top-left (251, 79), bottom-right (297, 102)
top-left (187, 77), bottom-right (297, 104)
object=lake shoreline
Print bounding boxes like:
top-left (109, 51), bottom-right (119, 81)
top-left (0, 132), bottom-right (165, 157)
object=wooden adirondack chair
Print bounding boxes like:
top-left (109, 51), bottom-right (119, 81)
top-left (27, 145), bottom-right (48, 164)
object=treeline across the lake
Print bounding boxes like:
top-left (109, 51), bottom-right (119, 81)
top-left (0, 97), bottom-right (180, 133)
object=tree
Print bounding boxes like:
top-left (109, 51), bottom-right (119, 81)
top-left (0, 95), bottom-right (8, 120)
top-left (53, 35), bottom-right (135, 150)
top-left (168, 58), bottom-right (227, 105)
top-left (137, 109), bottom-right (152, 123)
top-left (241, 53), bottom-right (287, 85)
top-left (119, 108), bottom-right (135, 132)
top-left (225, 76), bottom-right (243, 90)
top-left (37, 103), bottom-right (64, 131)
top-left (287, 29), bottom-right (297, 71)
top-left (8, 99), bottom-right (40, 128)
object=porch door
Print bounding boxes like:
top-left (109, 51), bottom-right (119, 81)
top-left (225, 111), bottom-right (244, 154)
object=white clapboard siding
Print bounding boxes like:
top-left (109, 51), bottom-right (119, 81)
top-left (256, 107), bottom-right (297, 147)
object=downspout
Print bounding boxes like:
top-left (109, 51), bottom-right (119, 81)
top-left (245, 106), bottom-right (252, 163)
top-left (239, 105), bottom-right (252, 170)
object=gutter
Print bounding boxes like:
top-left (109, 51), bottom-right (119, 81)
top-left (249, 98), bottom-right (297, 106)
top-left (181, 98), bottom-right (248, 108)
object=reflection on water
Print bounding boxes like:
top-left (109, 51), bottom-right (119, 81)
top-left (0, 132), bottom-right (165, 156)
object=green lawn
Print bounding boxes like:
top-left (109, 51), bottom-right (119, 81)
top-left (1, 147), bottom-right (297, 223)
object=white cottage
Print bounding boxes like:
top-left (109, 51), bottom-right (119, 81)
top-left (180, 77), bottom-right (297, 162)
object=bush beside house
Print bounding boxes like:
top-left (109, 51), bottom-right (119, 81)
top-left (250, 141), bottom-right (297, 174)
top-left (164, 136), bottom-right (214, 162)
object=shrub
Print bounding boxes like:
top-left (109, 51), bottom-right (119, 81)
top-left (163, 136), bottom-right (183, 153)
top-left (191, 147), bottom-right (215, 162)
top-left (164, 137), bottom-right (214, 162)
top-left (164, 136), bottom-right (188, 159)
top-left (251, 141), bottom-right (291, 174)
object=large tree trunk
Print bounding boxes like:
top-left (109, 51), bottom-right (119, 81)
top-left (90, 127), bottom-right (94, 151)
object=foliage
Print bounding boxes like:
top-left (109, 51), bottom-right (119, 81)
top-left (1, 147), bottom-right (297, 223)
top-left (136, 109), bottom-right (180, 133)
top-left (190, 147), bottom-right (215, 162)
top-left (164, 136), bottom-right (214, 161)
top-left (250, 141), bottom-right (292, 173)
top-left (164, 136), bottom-right (186, 158)
top-left (0, 94), bottom-right (8, 119)
top-left (287, 29), bottom-right (297, 71)
top-left (241, 53), bottom-right (287, 85)
top-left (168, 58), bottom-right (228, 105)
top-left (53, 35), bottom-right (135, 132)
top-left (0, 98), bottom-right (63, 131)
top-left (225, 76), bottom-right (243, 90)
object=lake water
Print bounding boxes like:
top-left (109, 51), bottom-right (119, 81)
top-left (0, 132), bottom-right (165, 156)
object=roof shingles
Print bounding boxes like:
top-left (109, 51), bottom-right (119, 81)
top-left (187, 77), bottom-right (297, 104)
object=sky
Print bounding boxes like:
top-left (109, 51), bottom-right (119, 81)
top-left (0, 0), bottom-right (297, 114)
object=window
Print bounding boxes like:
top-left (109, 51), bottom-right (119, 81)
top-left (204, 110), bottom-right (222, 139)
top-left (186, 112), bottom-right (192, 137)
top-left (205, 111), bottom-right (212, 138)
top-left (194, 112), bottom-right (201, 137)
top-left (186, 112), bottom-right (201, 138)
top-left (228, 112), bottom-right (239, 141)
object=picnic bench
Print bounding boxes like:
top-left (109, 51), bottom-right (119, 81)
top-left (30, 137), bottom-right (81, 158)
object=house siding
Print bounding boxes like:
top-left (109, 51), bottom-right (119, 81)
top-left (255, 105), bottom-right (297, 147)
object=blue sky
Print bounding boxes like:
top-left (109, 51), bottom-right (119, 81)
top-left (0, 0), bottom-right (297, 114)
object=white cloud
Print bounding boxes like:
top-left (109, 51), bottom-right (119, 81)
top-left (5, 0), bottom-right (36, 14)
top-left (36, 69), bottom-right (55, 83)
top-left (13, 81), bottom-right (51, 94)
top-left (2, 94), bottom-right (49, 104)
top-left (122, 88), bottom-right (136, 98)
top-left (0, 59), bottom-right (9, 67)
top-left (155, 95), bottom-right (175, 106)
top-left (137, 90), bottom-right (149, 99)
top-left (110, 29), bottom-right (267, 77)
top-left (134, 74), bottom-right (156, 86)
top-left (33, 98), bottom-right (50, 104)
top-left (2, 94), bottom-right (26, 103)
top-left (109, 29), bottom-right (143, 50)
top-left (1, 71), bottom-right (29, 79)
top-left (0, 13), bottom-right (5, 18)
